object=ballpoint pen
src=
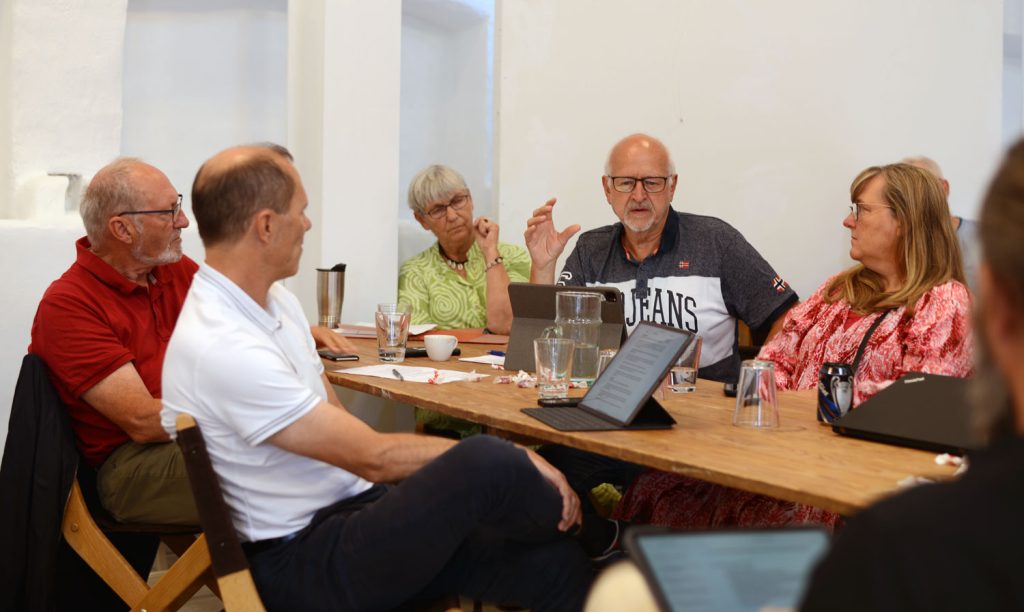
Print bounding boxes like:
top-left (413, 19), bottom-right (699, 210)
top-left (487, 350), bottom-right (506, 357)
top-left (392, 368), bottom-right (404, 381)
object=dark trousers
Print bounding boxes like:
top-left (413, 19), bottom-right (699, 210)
top-left (248, 436), bottom-right (592, 612)
top-left (536, 445), bottom-right (643, 515)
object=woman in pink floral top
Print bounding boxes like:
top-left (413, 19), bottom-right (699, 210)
top-left (613, 163), bottom-right (972, 531)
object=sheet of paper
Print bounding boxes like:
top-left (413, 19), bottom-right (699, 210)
top-left (336, 364), bottom-right (486, 384)
top-left (350, 322), bottom-right (437, 337)
top-left (335, 324), bottom-right (375, 338)
top-left (458, 354), bottom-right (505, 367)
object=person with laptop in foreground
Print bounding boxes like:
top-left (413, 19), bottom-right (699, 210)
top-left (801, 141), bottom-right (1024, 610)
top-left (160, 144), bottom-right (591, 611)
top-left (612, 162), bottom-right (972, 531)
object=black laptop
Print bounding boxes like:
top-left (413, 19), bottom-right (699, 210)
top-left (504, 283), bottom-right (627, 372)
top-left (832, 372), bottom-right (978, 454)
top-left (624, 526), bottom-right (830, 612)
top-left (521, 322), bottom-right (694, 431)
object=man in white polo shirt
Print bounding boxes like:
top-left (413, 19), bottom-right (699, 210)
top-left (160, 144), bottom-right (591, 611)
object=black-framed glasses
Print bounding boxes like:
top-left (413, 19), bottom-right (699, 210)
top-left (425, 193), bottom-right (470, 220)
top-left (118, 194), bottom-right (183, 219)
top-left (607, 176), bottom-right (671, 194)
top-left (848, 202), bottom-right (892, 221)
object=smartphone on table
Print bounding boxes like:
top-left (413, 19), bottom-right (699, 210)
top-left (318, 350), bottom-right (360, 362)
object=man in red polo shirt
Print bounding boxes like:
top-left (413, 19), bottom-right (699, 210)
top-left (29, 158), bottom-right (202, 525)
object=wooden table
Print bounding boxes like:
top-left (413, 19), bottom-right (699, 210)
top-left (326, 339), bottom-right (956, 516)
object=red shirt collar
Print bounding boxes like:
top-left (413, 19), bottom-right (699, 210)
top-left (74, 236), bottom-right (165, 295)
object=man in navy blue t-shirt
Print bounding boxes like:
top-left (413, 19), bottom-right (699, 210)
top-left (525, 132), bottom-right (797, 382)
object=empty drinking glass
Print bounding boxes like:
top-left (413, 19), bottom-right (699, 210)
top-left (534, 337), bottom-right (575, 399)
top-left (732, 359), bottom-right (780, 429)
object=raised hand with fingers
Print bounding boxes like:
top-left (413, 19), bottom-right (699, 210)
top-left (524, 198), bottom-right (581, 284)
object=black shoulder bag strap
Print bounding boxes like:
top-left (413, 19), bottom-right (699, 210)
top-left (851, 309), bottom-right (893, 375)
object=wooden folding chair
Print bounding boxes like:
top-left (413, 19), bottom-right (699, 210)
top-left (61, 480), bottom-right (213, 611)
top-left (176, 414), bottom-right (265, 611)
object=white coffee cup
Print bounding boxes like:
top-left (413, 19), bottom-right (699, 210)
top-left (424, 334), bottom-right (459, 361)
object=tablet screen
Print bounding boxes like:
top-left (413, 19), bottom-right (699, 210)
top-left (630, 528), bottom-right (829, 612)
top-left (580, 322), bottom-right (693, 424)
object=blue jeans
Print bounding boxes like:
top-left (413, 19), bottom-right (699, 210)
top-left (248, 436), bottom-right (592, 611)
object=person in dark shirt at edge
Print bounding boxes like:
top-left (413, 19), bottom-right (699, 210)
top-left (800, 139), bottom-right (1024, 611)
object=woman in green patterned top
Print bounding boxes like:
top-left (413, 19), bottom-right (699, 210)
top-left (399, 165), bottom-right (531, 437)
top-left (399, 165), bottom-right (531, 335)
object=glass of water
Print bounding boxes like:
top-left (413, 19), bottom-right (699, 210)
top-left (669, 336), bottom-right (702, 393)
top-left (375, 303), bottom-right (411, 362)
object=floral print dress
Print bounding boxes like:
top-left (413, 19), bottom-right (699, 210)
top-left (612, 279), bottom-right (973, 530)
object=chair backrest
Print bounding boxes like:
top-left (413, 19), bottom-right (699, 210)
top-left (175, 413), bottom-right (266, 611)
top-left (0, 354), bottom-right (80, 611)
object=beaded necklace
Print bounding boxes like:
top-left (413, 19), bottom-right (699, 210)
top-left (439, 246), bottom-right (468, 271)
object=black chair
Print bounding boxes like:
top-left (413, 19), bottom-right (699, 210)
top-left (0, 354), bottom-right (213, 611)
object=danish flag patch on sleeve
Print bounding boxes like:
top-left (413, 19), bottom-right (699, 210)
top-left (773, 275), bottom-right (788, 292)
top-left (678, 261), bottom-right (690, 269)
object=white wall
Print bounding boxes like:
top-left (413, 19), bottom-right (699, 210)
top-left (495, 0), bottom-right (1004, 301)
top-left (1006, 0), bottom-right (1024, 145)
top-left (0, 0), bottom-right (130, 456)
top-left (4, 1), bottom-right (126, 219)
top-left (288, 0), bottom-right (403, 324)
top-left (0, 1), bottom-right (12, 209)
top-left (122, 0), bottom-right (288, 219)
top-left (399, 4), bottom-right (493, 265)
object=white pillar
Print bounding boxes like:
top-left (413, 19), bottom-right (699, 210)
top-left (287, 0), bottom-right (402, 325)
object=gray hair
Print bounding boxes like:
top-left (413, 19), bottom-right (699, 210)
top-left (407, 165), bottom-right (468, 215)
top-left (80, 157), bottom-right (146, 247)
top-left (901, 156), bottom-right (944, 180)
top-left (603, 133), bottom-right (677, 177)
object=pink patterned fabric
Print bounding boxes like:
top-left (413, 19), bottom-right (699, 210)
top-left (613, 279), bottom-right (973, 530)
top-left (759, 278), bottom-right (973, 406)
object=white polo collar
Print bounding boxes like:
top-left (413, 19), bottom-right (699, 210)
top-left (197, 264), bottom-right (282, 334)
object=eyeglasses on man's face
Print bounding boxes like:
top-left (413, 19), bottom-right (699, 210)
top-left (118, 194), bottom-right (183, 220)
top-left (847, 201), bottom-right (892, 221)
top-left (607, 176), bottom-right (671, 194)
top-left (425, 193), bottom-right (470, 220)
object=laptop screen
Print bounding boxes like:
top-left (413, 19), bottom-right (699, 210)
top-left (627, 527), bottom-right (830, 612)
top-left (580, 322), bottom-right (694, 425)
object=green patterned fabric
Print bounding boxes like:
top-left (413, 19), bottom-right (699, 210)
top-left (398, 241), bottom-right (531, 329)
top-left (399, 240), bottom-right (530, 437)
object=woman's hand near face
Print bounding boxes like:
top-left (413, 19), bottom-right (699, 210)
top-left (473, 216), bottom-right (500, 259)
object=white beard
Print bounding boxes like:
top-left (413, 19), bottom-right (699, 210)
top-left (621, 201), bottom-right (657, 233)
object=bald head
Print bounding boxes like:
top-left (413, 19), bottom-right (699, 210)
top-left (81, 158), bottom-right (171, 247)
top-left (192, 144), bottom-right (296, 247)
top-left (604, 133), bottom-right (676, 177)
top-left (902, 156), bottom-right (950, 197)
